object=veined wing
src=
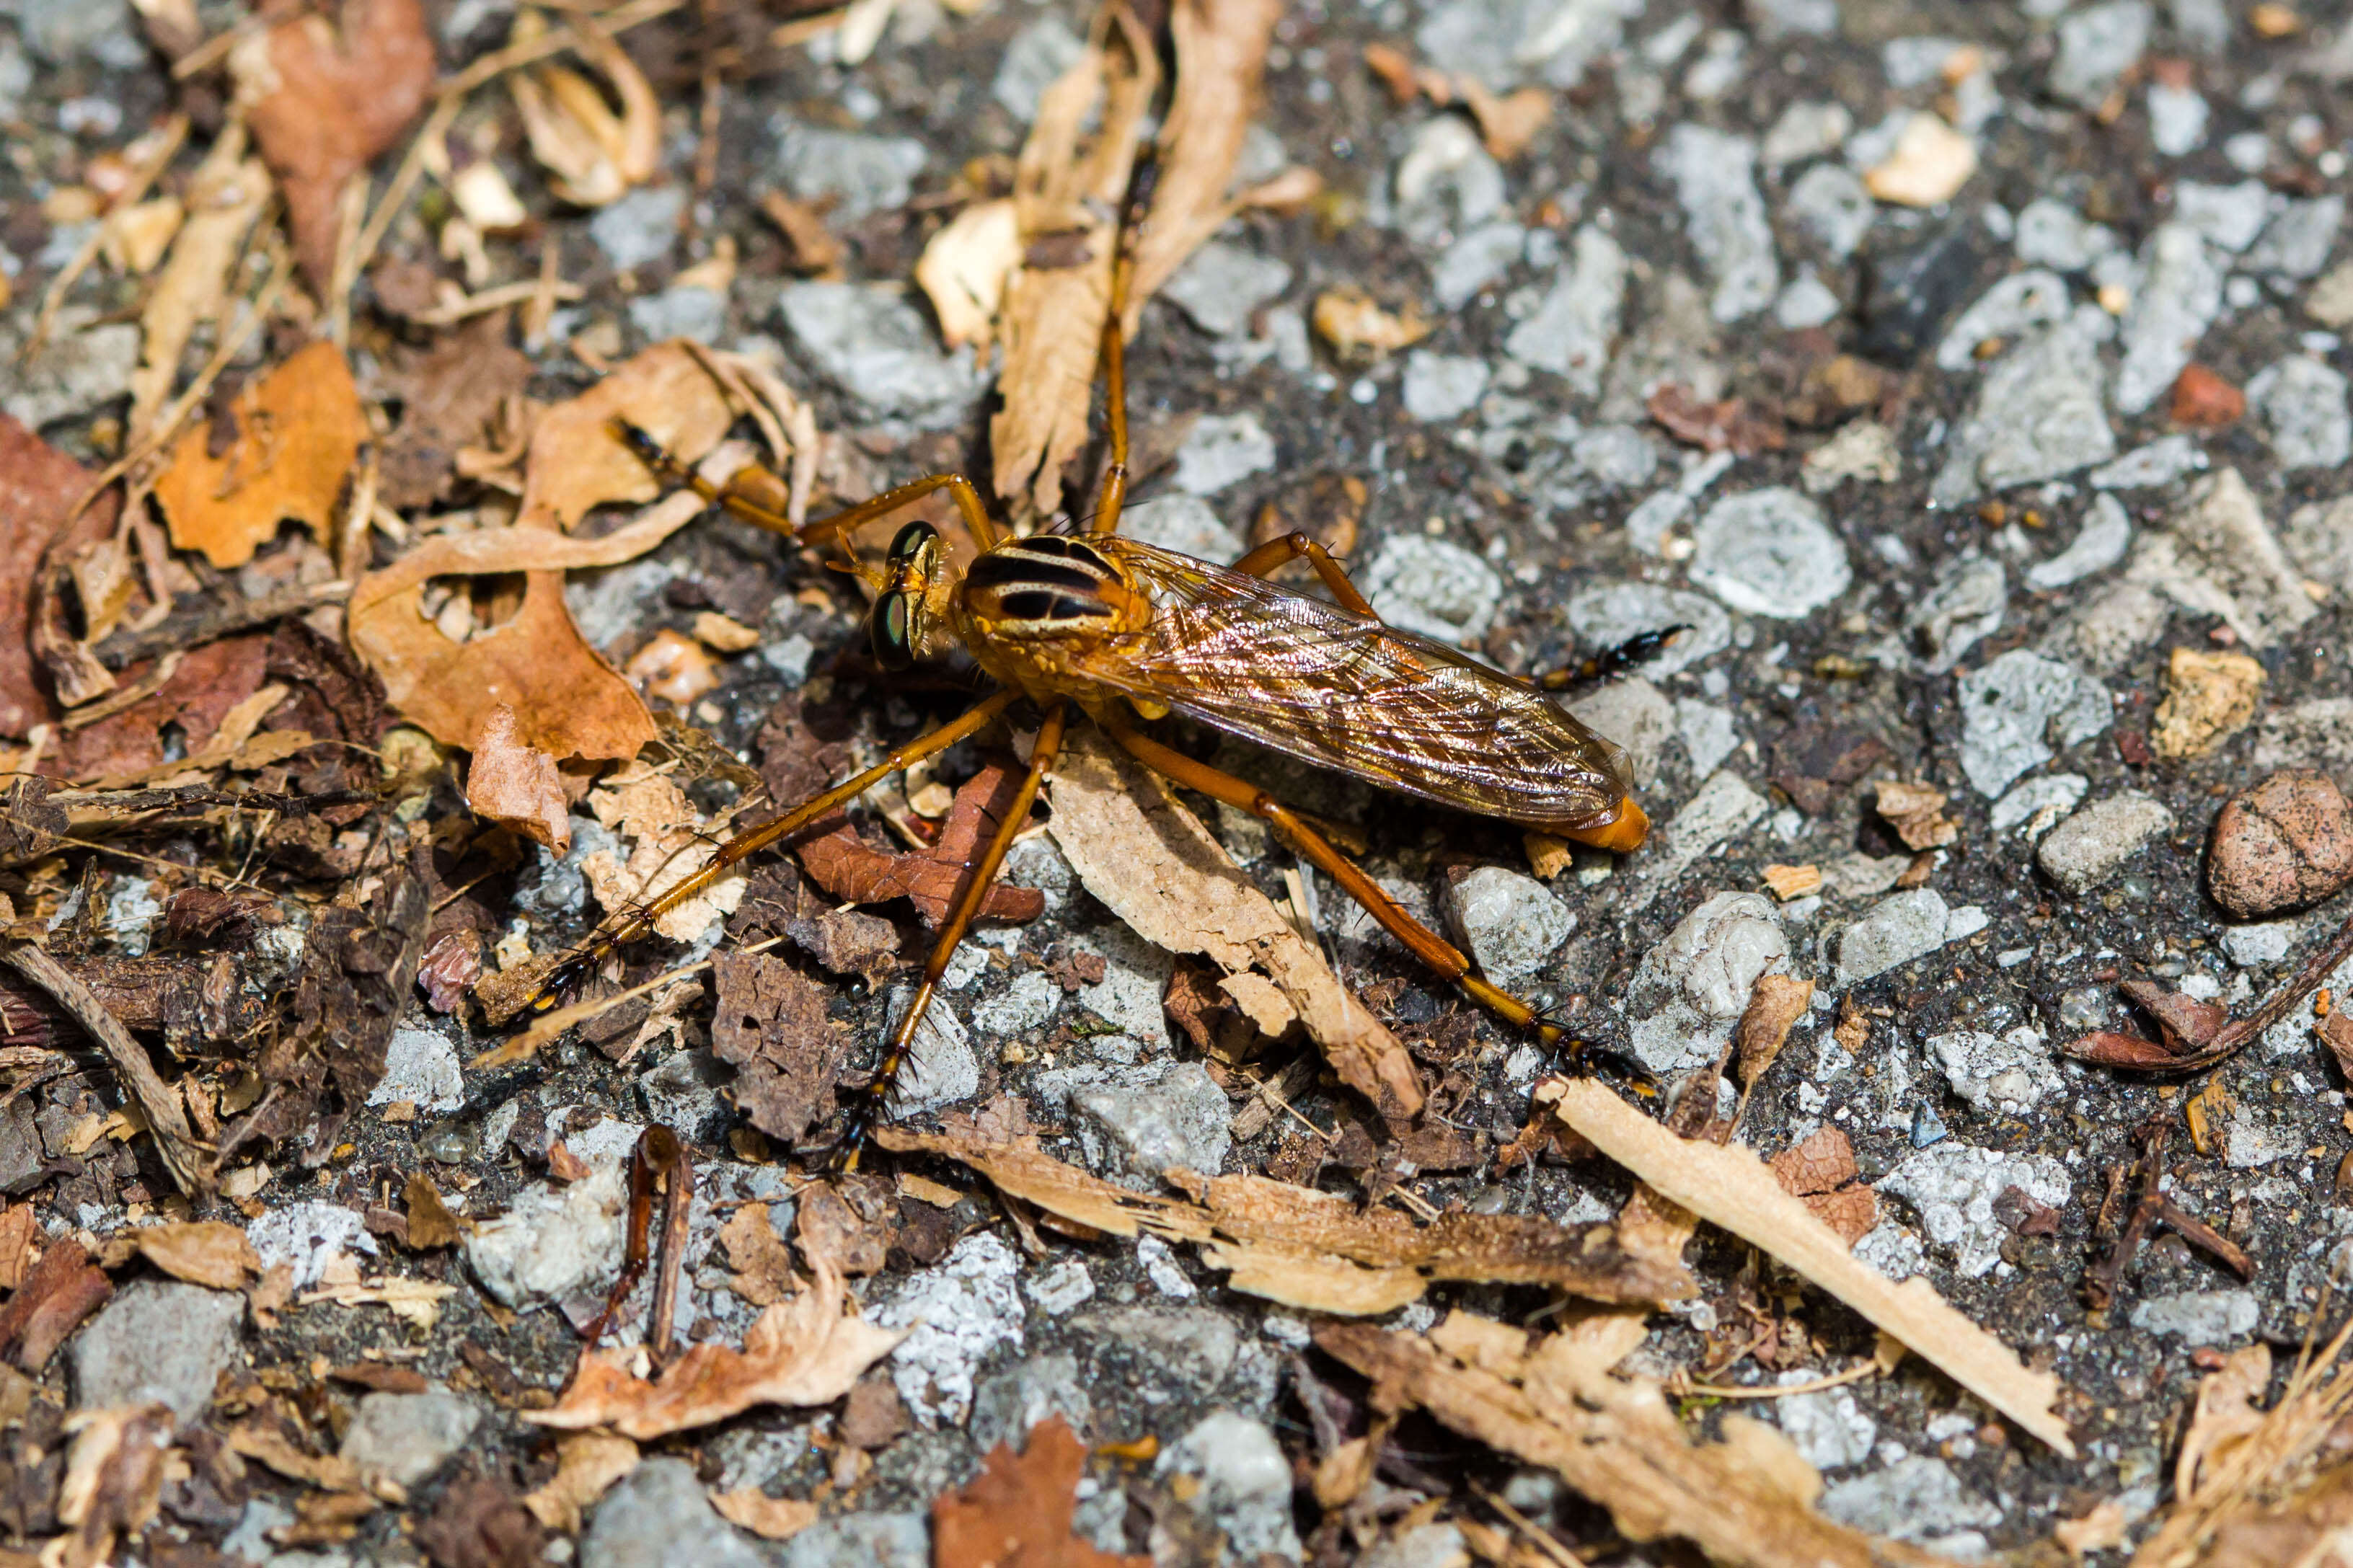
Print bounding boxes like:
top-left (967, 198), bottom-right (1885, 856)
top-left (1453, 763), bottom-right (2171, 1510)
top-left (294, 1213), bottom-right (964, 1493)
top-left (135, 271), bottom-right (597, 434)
top-left (1074, 537), bottom-right (1635, 832)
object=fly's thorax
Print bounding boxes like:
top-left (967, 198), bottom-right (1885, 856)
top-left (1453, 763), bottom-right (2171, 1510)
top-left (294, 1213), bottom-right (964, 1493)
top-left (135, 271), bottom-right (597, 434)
top-left (953, 535), bottom-right (1150, 644)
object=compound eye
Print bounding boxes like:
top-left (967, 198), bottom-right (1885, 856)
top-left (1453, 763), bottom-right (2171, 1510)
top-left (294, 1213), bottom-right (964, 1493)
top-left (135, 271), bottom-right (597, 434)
top-left (871, 591), bottom-right (915, 671)
top-left (886, 521), bottom-right (937, 566)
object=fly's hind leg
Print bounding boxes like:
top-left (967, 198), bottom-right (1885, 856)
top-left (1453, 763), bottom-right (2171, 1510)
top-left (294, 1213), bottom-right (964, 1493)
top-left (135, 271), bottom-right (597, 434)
top-left (1103, 720), bottom-right (1566, 1053)
top-left (1226, 532), bottom-right (1381, 620)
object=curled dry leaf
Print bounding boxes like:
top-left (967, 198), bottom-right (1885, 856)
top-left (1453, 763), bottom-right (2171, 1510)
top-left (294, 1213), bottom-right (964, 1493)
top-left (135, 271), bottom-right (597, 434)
top-left (1317, 1311), bottom-right (1943, 1568)
top-left (1048, 729), bottom-right (1423, 1120)
top-left (916, 198), bottom-right (1021, 354)
top-left (132, 1221), bottom-right (261, 1290)
top-left (154, 340), bottom-right (366, 569)
top-left (710, 950), bottom-right (847, 1149)
top-left (465, 704), bottom-right (572, 854)
top-left (1873, 781), bottom-right (1959, 851)
top-left (1460, 80), bottom-right (1553, 160)
top-left (1312, 286), bottom-right (1431, 357)
top-left (1542, 1077), bottom-right (2074, 1455)
top-left (989, 4), bottom-right (1159, 514)
top-left (1648, 384), bottom-right (1788, 456)
top-left (54, 1402), bottom-right (177, 1568)
top-left (231, 0), bottom-right (436, 288)
top-left (581, 763), bottom-right (747, 942)
top-left (878, 1120), bottom-right (1692, 1316)
top-left (934, 1414), bottom-right (1148, 1568)
top-left (506, 10), bottom-right (660, 208)
top-left (2176, 1344), bottom-right (2273, 1504)
top-left (526, 1257), bottom-right (904, 1440)
top-left (1767, 1125), bottom-right (1877, 1246)
top-left (710, 1489), bottom-right (818, 1543)
top-left (715, 1200), bottom-right (799, 1306)
top-left (0, 416), bottom-right (120, 736)
top-left (1734, 973), bottom-right (1815, 1088)
top-left (521, 1432), bottom-right (638, 1534)
top-left (798, 761), bottom-right (1047, 928)
top-left (0, 1238), bottom-right (111, 1371)
top-left (515, 341), bottom-right (736, 535)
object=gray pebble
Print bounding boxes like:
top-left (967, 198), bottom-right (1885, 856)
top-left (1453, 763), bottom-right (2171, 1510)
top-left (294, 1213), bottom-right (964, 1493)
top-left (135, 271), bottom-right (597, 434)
top-left (2247, 355), bottom-right (2353, 472)
top-left (1416, 0), bottom-right (1638, 89)
top-left (2256, 697), bottom-right (2353, 774)
top-left (585, 1459), bottom-right (770, 1568)
top-left (2049, 0), bottom-right (2152, 109)
top-left (1566, 676), bottom-right (1676, 787)
top-left (780, 1515), bottom-right (928, 1568)
top-left (1935, 272), bottom-right (2071, 373)
top-left (0, 306), bottom-right (141, 430)
top-left (1072, 1060), bottom-right (1230, 1185)
top-left (2245, 195), bottom-right (2344, 278)
top-left (1657, 124), bottom-right (1780, 322)
top-left (774, 122), bottom-right (926, 221)
top-left (1162, 241), bottom-right (1292, 339)
top-left (1571, 424), bottom-right (1660, 492)
top-left (2033, 789), bottom-right (2174, 888)
top-left (2220, 918), bottom-right (2303, 968)
top-left (1787, 163), bottom-right (1874, 261)
top-left (2173, 180), bottom-right (2272, 252)
top-left (1989, 773), bottom-right (2090, 836)
top-left (1689, 487), bottom-right (1851, 620)
top-left (776, 282), bottom-right (985, 428)
top-left (1835, 889), bottom-right (1990, 987)
top-left (1676, 698), bottom-right (1741, 778)
top-left (2013, 198), bottom-right (2120, 273)
top-left (1623, 891), bottom-right (1789, 1074)
top-left (639, 1047), bottom-right (730, 1140)
top-left (1876, 1143), bottom-right (2067, 1277)
top-left (1401, 351), bottom-right (1491, 423)
top-left (17, 0), bottom-right (142, 67)
top-left (465, 1165), bottom-right (626, 1308)
top-left (2116, 225), bottom-right (2223, 415)
top-left (2088, 435), bottom-right (2207, 491)
top-left (1359, 534), bottom-right (1502, 644)
top-left (990, 15), bottom-right (1085, 123)
top-left (367, 1026), bottom-right (464, 1113)
top-left (2027, 494), bottom-right (2133, 590)
top-left (1504, 225), bottom-right (1626, 397)
top-left (1822, 1456), bottom-right (2000, 1551)
top-left (1761, 100), bottom-right (1852, 168)
top-left (1157, 1412), bottom-right (1302, 1563)
top-left (1431, 221), bottom-right (1528, 311)
top-left (2286, 495), bottom-right (2353, 600)
top-left (1957, 649), bottom-right (2111, 797)
top-left (1119, 494), bottom-right (1245, 564)
top-left (340, 1391), bottom-right (482, 1490)
top-left (1171, 412), bottom-right (1276, 496)
top-left (72, 1282), bottom-right (244, 1429)
top-left (1928, 1026), bottom-right (2062, 1113)
top-left (2148, 81), bottom-right (2210, 156)
top-left (2171, 0), bottom-right (2232, 52)
top-left (874, 1233), bottom-right (1023, 1428)
top-left (2129, 1288), bottom-right (2260, 1345)
top-left (2142, 469), bottom-right (2318, 650)
top-left (1931, 309), bottom-right (2117, 506)
top-left (1773, 1378), bottom-right (1878, 1470)
top-left (971, 970), bottom-right (1062, 1037)
top-left (883, 987), bottom-right (979, 1116)
top-left (627, 285), bottom-right (726, 345)
top-left (1773, 270), bottom-right (1843, 330)
top-left (1444, 866), bottom-right (1574, 986)
top-left (586, 186), bottom-right (685, 273)
top-left (1393, 115), bottom-right (1506, 244)
top-left (1905, 552), bottom-right (2007, 675)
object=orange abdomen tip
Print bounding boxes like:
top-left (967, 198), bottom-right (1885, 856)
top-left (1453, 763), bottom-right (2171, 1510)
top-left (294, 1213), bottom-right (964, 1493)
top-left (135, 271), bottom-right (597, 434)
top-left (1563, 797), bottom-right (1649, 854)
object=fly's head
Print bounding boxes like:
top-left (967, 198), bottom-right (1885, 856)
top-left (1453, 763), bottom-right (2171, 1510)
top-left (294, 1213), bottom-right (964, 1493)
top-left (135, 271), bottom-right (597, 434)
top-left (868, 521), bottom-right (960, 670)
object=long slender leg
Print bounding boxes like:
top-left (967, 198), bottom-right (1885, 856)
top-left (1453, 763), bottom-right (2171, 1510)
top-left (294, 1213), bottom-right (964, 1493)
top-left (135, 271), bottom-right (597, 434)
top-left (613, 420), bottom-right (1001, 553)
top-left (535, 688), bottom-right (1019, 1005)
top-left (834, 701), bottom-right (1069, 1170)
top-left (1102, 719), bottom-right (1564, 1051)
top-left (1088, 257), bottom-right (1133, 538)
top-left (1226, 531), bottom-right (1380, 619)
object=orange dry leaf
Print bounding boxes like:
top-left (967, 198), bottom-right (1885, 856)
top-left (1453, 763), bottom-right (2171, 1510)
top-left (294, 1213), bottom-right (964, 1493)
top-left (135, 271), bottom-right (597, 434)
top-left (232, 0), bottom-right (435, 288)
top-left (513, 341), bottom-right (736, 534)
top-left (526, 1257), bottom-right (903, 1440)
top-left (132, 1221), bottom-right (262, 1290)
top-left (464, 703), bottom-right (572, 853)
top-left (797, 761), bottom-right (1047, 928)
top-left (1460, 81), bottom-right (1553, 159)
top-left (54, 1403), bottom-right (176, 1568)
top-left (1873, 780), bottom-right (1959, 851)
top-left (0, 415), bottom-right (120, 736)
top-left (154, 342), bottom-right (366, 569)
top-left (506, 9), bottom-right (661, 209)
top-left (522, 1432), bottom-right (638, 1534)
top-left (1311, 287), bottom-right (1431, 357)
top-left (710, 1489), bottom-right (818, 1542)
top-left (935, 1416), bottom-right (1147, 1568)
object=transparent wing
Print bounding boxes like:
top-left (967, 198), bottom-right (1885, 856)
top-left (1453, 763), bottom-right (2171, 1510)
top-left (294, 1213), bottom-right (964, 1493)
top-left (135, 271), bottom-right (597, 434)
top-left (1073, 537), bottom-right (1635, 832)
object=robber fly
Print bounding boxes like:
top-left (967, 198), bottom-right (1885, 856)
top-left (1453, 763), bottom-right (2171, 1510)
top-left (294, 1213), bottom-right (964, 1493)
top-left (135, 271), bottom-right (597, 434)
top-left (544, 250), bottom-right (1654, 1168)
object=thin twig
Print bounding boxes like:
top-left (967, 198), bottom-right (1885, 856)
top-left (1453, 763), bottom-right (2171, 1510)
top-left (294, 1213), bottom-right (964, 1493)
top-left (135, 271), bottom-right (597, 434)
top-left (472, 932), bottom-right (785, 1070)
top-left (1672, 1360), bottom-right (1879, 1400)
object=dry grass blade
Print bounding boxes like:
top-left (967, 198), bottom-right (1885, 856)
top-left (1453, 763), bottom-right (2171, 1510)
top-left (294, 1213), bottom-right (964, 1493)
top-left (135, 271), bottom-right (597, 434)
top-left (1, 944), bottom-right (211, 1197)
top-left (987, 2), bottom-right (1158, 515)
top-left (1315, 1311), bottom-right (1946, 1568)
top-left (1046, 729), bottom-right (1424, 1120)
top-left (126, 121), bottom-right (268, 439)
top-left (876, 1121), bottom-right (1693, 1315)
top-left (1543, 1077), bottom-right (2074, 1455)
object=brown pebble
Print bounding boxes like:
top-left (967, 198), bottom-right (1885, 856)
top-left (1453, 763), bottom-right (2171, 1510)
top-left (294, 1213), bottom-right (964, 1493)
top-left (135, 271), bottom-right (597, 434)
top-left (2168, 363), bottom-right (2246, 429)
top-left (2207, 769), bottom-right (2353, 918)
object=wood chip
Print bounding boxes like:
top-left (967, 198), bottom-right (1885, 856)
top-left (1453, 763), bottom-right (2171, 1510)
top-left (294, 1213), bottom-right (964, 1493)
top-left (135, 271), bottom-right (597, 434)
top-left (1542, 1078), bottom-right (2074, 1454)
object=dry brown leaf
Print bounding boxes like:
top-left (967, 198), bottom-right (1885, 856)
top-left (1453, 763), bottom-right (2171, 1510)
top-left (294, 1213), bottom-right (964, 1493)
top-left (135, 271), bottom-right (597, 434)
top-left (1121, 0), bottom-right (1286, 328)
top-left (1460, 81), bottom-right (1553, 159)
top-left (2177, 1345), bottom-right (2274, 1504)
top-left (507, 11), bottom-right (660, 208)
top-left (526, 1257), bottom-right (904, 1440)
top-left (989, 4), bottom-right (1159, 514)
top-left (710, 1489), bottom-right (818, 1542)
top-left (878, 1121), bottom-right (1692, 1315)
top-left (1734, 973), bottom-right (1815, 1088)
top-left (232, 0), bottom-right (435, 288)
top-left (0, 415), bottom-right (120, 736)
top-left (716, 1201), bottom-right (799, 1307)
top-left (1873, 781), bottom-right (1959, 851)
top-left (465, 703), bottom-right (571, 854)
top-left (0, 1205), bottom-right (35, 1292)
top-left (0, 1236), bottom-right (111, 1370)
top-left (402, 1172), bottom-right (465, 1249)
top-left (1761, 863), bottom-right (1822, 900)
top-left (916, 198), bottom-right (1020, 353)
top-left (1542, 1077), bottom-right (2074, 1454)
top-left (582, 763), bottom-right (747, 941)
top-left (1047, 728), bottom-right (1423, 1120)
top-left (522, 1432), bottom-right (638, 1533)
top-left (799, 761), bottom-right (1046, 928)
top-left (934, 1415), bottom-right (1148, 1568)
top-left (226, 1417), bottom-right (364, 1492)
top-left (515, 341), bottom-right (737, 535)
top-left (153, 341), bottom-right (365, 569)
top-left (54, 1402), bottom-right (176, 1568)
top-left (131, 1221), bottom-right (260, 1290)
top-left (2054, 1500), bottom-right (2130, 1559)
top-left (128, 125), bottom-right (269, 438)
top-left (1317, 1311), bottom-right (1941, 1568)
top-left (1311, 286), bottom-right (1431, 357)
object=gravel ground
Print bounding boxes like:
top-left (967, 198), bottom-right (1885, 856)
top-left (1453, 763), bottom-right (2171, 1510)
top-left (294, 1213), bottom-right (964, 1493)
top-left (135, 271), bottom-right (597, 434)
top-left (14, 0), bottom-right (2353, 1562)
